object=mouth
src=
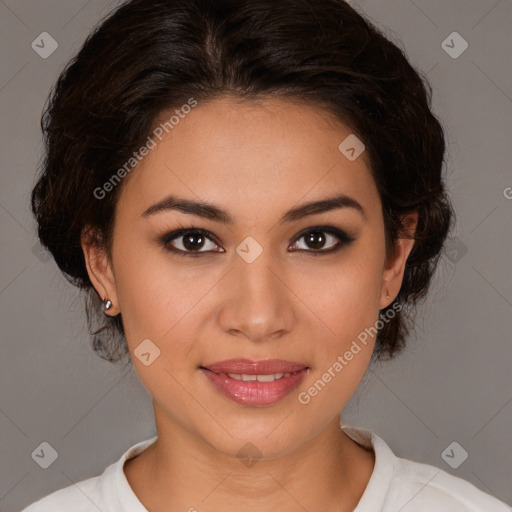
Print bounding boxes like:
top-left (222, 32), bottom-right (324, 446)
top-left (199, 359), bottom-right (310, 406)
top-left (206, 370), bottom-right (302, 382)
top-left (200, 358), bottom-right (309, 375)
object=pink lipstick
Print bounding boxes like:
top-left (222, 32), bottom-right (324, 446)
top-left (200, 358), bottom-right (309, 407)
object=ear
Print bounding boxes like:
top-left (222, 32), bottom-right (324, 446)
top-left (81, 226), bottom-right (120, 316)
top-left (379, 211), bottom-right (418, 309)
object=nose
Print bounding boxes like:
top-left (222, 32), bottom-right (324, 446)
top-left (216, 244), bottom-right (295, 343)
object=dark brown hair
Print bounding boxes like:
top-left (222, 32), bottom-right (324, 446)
top-left (31, 0), bottom-right (454, 365)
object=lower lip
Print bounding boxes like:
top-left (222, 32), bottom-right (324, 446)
top-left (200, 368), bottom-right (308, 406)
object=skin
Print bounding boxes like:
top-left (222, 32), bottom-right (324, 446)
top-left (82, 95), bottom-right (417, 511)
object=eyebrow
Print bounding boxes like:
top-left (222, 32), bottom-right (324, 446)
top-left (141, 193), bottom-right (366, 224)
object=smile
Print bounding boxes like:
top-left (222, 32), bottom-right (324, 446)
top-left (200, 366), bottom-right (309, 406)
top-left (223, 372), bottom-right (295, 381)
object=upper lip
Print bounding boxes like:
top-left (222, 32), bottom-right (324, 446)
top-left (201, 359), bottom-right (309, 375)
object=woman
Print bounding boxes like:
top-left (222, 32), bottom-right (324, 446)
top-left (23, 0), bottom-right (510, 510)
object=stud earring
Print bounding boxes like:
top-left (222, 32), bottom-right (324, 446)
top-left (386, 291), bottom-right (390, 300)
top-left (101, 298), bottom-right (113, 313)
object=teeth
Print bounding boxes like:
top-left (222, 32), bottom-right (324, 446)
top-left (256, 374), bottom-right (276, 382)
top-left (226, 372), bottom-right (292, 382)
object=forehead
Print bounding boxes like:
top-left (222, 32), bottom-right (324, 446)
top-left (117, 96), bottom-right (380, 223)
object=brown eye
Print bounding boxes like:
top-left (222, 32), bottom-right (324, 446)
top-left (304, 231), bottom-right (329, 250)
top-left (290, 226), bottom-right (355, 254)
top-left (161, 228), bottom-right (222, 256)
top-left (181, 232), bottom-right (207, 251)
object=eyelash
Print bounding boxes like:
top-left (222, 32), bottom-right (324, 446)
top-left (159, 225), bottom-right (356, 257)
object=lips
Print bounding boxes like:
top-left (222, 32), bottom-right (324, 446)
top-left (201, 358), bottom-right (308, 375)
top-left (199, 359), bottom-right (310, 406)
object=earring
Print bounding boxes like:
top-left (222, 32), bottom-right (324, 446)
top-left (101, 298), bottom-right (113, 313)
top-left (386, 291), bottom-right (390, 300)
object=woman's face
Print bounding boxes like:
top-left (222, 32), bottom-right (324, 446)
top-left (84, 96), bottom-right (414, 458)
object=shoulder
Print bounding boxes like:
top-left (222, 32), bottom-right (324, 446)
top-left (19, 471), bottom-right (110, 511)
top-left (342, 425), bottom-right (510, 512)
top-left (386, 452), bottom-right (511, 511)
top-left (20, 435), bottom-right (157, 511)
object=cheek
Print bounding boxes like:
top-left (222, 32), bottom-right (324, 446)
top-left (112, 244), bottom-right (209, 396)
top-left (296, 264), bottom-right (381, 413)
top-left (295, 237), bottom-right (384, 396)
top-left (301, 245), bottom-right (384, 341)
top-left (111, 232), bottom-right (204, 345)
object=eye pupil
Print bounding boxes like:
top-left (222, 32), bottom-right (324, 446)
top-left (305, 231), bottom-right (326, 250)
top-left (183, 233), bottom-right (205, 251)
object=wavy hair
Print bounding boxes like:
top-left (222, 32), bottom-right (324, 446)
top-left (31, 0), bottom-right (454, 364)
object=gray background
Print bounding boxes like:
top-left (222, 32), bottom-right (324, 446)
top-left (1, 0), bottom-right (511, 510)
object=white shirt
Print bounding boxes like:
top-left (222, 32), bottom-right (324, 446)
top-left (21, 424), bottom-right (511, 511)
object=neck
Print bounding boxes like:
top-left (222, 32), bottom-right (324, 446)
top-left (124, 407), bottom-right (375, 512)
